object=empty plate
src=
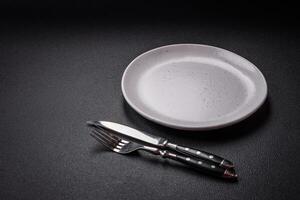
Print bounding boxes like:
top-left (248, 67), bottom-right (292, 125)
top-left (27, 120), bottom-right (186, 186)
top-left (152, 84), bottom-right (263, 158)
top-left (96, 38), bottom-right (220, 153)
top-left (122, 44), bottom-right (267, 130)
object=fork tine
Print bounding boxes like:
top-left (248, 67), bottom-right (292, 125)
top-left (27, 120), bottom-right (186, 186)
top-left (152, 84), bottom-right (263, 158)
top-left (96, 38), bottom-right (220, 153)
top-left (94, 126), bottom-right (122, 143)
top-left (90, 131), bottom-right (115, 151)
top-left (87, 121), bottom-right (124, 143)
top-left (95, 127), bottom-right (130, 144)
top-left (91, 130), bottom-right (124, 153)
top-left (92, 128), bottom-right (120, 145)
top-left (94, 127), bottom-right (130, 145)
top-left (91, 130), bottom-right (118, 146)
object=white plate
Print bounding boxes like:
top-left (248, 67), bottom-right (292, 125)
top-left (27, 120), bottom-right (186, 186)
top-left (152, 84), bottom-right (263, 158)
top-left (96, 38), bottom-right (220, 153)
top-left (122, 44), bottom-right (267, 130)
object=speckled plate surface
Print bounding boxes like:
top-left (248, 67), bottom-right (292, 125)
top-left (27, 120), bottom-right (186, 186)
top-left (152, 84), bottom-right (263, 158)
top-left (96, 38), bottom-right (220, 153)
top-left (122, 44), bottom-right (267, 130)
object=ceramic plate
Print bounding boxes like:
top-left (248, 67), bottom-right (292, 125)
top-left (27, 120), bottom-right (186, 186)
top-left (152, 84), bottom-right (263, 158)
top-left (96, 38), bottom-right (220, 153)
top-left (122, 44), bottom-right (267, 130)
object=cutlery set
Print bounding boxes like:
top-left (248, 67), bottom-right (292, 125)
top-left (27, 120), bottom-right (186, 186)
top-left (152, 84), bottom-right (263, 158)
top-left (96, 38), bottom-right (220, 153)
top-left (86, 44), bottom-right (268, 181)
top-left (87, 121), bottom-right (238, 180)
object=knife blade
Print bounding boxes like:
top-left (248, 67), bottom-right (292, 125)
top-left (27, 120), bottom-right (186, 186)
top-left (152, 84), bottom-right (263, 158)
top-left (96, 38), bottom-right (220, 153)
top-left (87, 121), bottom-right (234, 169)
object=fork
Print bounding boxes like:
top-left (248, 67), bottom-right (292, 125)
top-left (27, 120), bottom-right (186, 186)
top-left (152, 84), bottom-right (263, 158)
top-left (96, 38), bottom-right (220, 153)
top-left (90, 128), bottom-right (238, 180)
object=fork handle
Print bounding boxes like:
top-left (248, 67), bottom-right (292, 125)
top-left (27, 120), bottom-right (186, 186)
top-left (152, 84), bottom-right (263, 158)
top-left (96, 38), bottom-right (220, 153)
top-left (165, 142), bottom-right (234, 169)
top-left (160, 150), bottom-right (237, 179)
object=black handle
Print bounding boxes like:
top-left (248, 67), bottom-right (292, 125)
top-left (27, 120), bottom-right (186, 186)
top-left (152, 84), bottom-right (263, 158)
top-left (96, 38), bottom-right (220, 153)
top-left (166, 143), bottom-right (234, 169)
top-left (161, 151), bottom-right (237, 179)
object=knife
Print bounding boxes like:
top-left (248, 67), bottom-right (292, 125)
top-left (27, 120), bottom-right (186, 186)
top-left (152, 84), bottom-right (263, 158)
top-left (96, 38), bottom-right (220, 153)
top-left (87, 121), bottom-right (234, 169)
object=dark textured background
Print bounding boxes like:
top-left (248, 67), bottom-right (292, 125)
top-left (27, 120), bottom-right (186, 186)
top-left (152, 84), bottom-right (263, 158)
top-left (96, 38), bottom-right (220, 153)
top-left (0, 1), bottom-right (300, 200)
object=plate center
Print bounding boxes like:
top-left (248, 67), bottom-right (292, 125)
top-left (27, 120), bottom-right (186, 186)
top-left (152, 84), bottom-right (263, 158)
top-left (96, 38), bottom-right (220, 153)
top-left (138, 59), bottom-right (250, 123)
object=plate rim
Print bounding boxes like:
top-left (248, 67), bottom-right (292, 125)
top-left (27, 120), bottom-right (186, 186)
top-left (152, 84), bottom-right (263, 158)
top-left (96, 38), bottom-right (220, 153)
top-left (121, 43), bottom-right (268, 131)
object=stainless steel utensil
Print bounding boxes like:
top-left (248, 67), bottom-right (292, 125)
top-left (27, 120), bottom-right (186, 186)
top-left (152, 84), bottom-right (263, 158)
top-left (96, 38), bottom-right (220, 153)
top-left (87, 121), bottom-right (234, 169)
top-left (89, 126), bottom-right (238, 180)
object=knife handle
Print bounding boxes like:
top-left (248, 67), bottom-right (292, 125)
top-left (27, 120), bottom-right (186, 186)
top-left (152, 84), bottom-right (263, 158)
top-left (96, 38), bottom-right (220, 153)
top-left (160, 151), bottom-right (237, 179)
top-left (165, 143), bottom-right (234, 169)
